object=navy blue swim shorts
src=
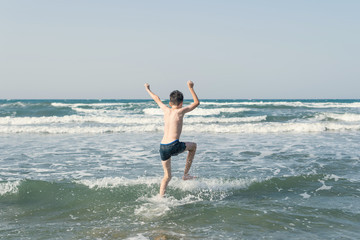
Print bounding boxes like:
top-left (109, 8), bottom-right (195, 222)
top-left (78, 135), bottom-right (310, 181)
top-left (159, 140), bottom-right (186, 161)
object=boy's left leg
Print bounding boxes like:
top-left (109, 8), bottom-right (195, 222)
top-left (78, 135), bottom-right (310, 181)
top-left (160, 158), bottom-right (171, 196)
top-left (183, 142), bottom-right (197, 180)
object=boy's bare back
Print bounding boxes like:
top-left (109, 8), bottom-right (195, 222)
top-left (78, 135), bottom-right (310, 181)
top-left (162, 107), bottom-right (185, 144)
top-left (145, 81), bottom-right (199, 144)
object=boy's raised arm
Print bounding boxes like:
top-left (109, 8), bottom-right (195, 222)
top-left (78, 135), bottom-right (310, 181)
top-left (144, 83), bottom-right (168, 110)
top-left (183, 81), bottom-right (200, 113)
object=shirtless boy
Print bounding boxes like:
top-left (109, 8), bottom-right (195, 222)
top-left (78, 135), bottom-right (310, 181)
top-left (144, 81), bottom-right (200, 196)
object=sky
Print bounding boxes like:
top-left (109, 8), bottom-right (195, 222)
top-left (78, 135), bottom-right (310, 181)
top-left (0, 0), bottom-right (359, 99)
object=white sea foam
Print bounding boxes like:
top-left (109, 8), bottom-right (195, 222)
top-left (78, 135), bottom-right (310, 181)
top-left (0, 181), bottom-right (21, 195)
top-left (133, 177), bottom-right (256, 218)
top-left (51, 103), bottom-right (77, 108)
top-left (300, 192), bottom-right (311, 199)
top-left (76, 177), bottom-right (160, 189)
top-left (169, 177), bottom-right (254, 192)
top-left (135, 194), bottom-right (203, 218)
top-left (315, 180), bottom-right (332, 192)
top-left (324, 174), bottom-right (340, 182)
top-left (125, 234), bottom-right (149, 240)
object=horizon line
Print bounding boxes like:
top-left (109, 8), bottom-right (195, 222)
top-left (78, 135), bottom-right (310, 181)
top-left (1, 98), bottom-right (360, 101)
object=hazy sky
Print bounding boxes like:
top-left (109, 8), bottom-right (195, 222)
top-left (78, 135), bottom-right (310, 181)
top-left (1, 0), bottom-right (359, 99)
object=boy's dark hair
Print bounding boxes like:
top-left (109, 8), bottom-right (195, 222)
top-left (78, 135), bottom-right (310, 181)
top-left (169, 90), bottom-right (184, 106)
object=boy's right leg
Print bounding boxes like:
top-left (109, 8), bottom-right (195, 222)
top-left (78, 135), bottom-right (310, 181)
top-left (160, 158), bottom-right (171, 196)
top-left (183, 142), bottom-right (197, 180)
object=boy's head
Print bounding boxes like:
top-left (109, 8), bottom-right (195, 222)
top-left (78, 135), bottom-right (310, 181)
top-left (169, 90), bottom-right (183, 106)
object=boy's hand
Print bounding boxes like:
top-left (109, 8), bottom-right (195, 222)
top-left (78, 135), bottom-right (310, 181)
top-left (187, 80), bottom-right (194, 88)
top-left (144, 83), bottom-right (150, 90)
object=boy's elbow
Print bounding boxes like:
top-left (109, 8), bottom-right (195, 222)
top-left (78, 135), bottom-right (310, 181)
top-left (194, 100), bottom-right (200, 107)
top-left (155, 96), bottom-right (163, 104)
top-left (152, 95), bottom-right (160, 102)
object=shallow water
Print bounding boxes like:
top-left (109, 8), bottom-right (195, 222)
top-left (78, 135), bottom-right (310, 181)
top-left (1, 99), bottom-right (360, 239)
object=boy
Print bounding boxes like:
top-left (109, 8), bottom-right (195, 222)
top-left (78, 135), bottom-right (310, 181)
top-left (144, 81), bottom-right (200, 196)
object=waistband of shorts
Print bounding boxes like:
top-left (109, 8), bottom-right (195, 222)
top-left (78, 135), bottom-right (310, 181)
top-left (160, 139), bottom-right (179, 145)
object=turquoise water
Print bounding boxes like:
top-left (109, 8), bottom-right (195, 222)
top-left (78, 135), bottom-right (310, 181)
top-left (0, 99), bottom-right (360, 239)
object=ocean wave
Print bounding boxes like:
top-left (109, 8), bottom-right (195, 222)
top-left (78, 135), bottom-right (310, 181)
top-left (184, 122), bottom-right (360, 133)
top-left (2, 112), bottom-right (359, 128)
top-left (77, 177), bottom-right (257, 219)
top-left (70, 107), bottom-right (125, 116)
top-left (0, 177), bottom-right (253, 197)
top-left (0, 122), bottom-right (359, 134)
top-left (51, 102), bottom-right (129, 116)
top-left (294, 102), bottom-right (360, 108)
top-left (201, 101), bottom-right (305, 107)
top-left (77, 176), bottom-right (254, 192)
top-left (0, 125), bottom-right (162, 134)
top-left (143, 107), bottom-right (250, 116)
top-left (0, 102), bottom-right (28, 108)
top-left (315, 113), bottom-right (360, 122)
top-left (51, 102), bottom-right (127, 108)
top-left (48, 101), bottom-right (360, 109)
top-left (235, 174), bottom-right (342, 201)
top-left (76, 177), bottom-right (160, 189)
top-left (0, 115), bottom-right (266, 125)
top-left (201, 101), bottom-right (360, 108)
top-left (186, 116), bottom-right (267, 123)
top-left (1, 175), bottom-right (354, 201)
top-left (132, 178), bottom-right (251, 219)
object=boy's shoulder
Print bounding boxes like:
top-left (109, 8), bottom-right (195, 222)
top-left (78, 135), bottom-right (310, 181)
top-left (165, 107), bottom-right (187, 116)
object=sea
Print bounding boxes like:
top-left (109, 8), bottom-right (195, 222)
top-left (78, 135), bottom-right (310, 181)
top-left (0, 99), bottom-right (359, 240)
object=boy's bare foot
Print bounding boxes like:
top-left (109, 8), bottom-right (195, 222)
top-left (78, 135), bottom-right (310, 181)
top-left (182, 174), bottom-right (196, 180)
